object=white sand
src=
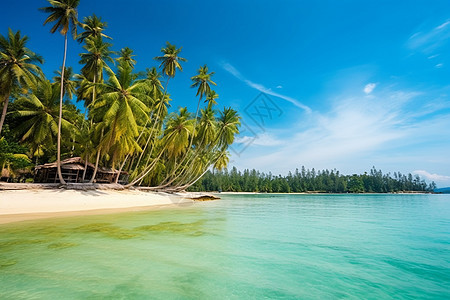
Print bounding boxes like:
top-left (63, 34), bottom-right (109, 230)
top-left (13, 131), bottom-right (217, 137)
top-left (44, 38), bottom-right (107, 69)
top-left (0, 189), bottom-right (194, 224)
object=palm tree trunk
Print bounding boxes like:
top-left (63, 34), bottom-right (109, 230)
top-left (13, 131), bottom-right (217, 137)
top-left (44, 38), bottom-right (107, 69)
top-left (114, 154), bottom-right (129, 184)
top-left (89, 128), bottom-right (104, 183)
top-left (0, 93), bottom-right (11, 136)
top-left (57, 34), bottom-right (68, 184)
top-left (174, 168), bottom-right (210, 191)
top-left (125, 142), bottom-right (170, 188)
top-left (82, 155), bottom-right (88, 182)
top-left (162, 95), bottom-right (202, 183)
top-left (90, 148), bottom-right (101, 184)
top-left (137, 78), bottom-right (170, 168)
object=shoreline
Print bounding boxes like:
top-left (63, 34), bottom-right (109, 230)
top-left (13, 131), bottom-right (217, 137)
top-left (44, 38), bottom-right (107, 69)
top-left (217, 191), bottom-right (433, 195)
top-left (0, 187), bottom-right (198, 225)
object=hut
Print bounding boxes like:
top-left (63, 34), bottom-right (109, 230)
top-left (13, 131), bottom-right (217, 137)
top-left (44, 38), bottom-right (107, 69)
top-left (34, 157), bottom-right (128, 184)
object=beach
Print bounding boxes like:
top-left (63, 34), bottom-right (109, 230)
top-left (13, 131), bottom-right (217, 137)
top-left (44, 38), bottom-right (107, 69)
top-left (0, 187), bottom-right (194, 224)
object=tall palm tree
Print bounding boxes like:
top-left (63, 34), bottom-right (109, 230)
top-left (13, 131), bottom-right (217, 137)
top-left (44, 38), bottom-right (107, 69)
top-left (0, 28), bottom-right (43, 135)
top-left (77, 14), bottom-right (111, 43)
top-left (40, 0), bottom-right (80, 184)
top-left (167, 65), bottom-right (216, 181)
top-left (135, 42), bottom-right (186, 170)
top-left (116, 47), bottom-right (136, 69)
top-left (79, 35), bottom-right (114, 108)
top-left (154, 42), bottom-right (187, 79)
top-left (134, 67), bottom-right (165, 168)
top-left (90, 62), bottom-right (150, 183)
top-left (191, 64), bottom-right (216, 120)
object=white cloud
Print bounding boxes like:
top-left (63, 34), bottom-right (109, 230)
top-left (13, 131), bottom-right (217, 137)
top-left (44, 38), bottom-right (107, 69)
top-left (436, 20), bottom-right (450, 30)
top-left (364, 83), bottom-right (376, 94)
top-left (276, 85), bottom-right (283, 89)
top-left (413, 170), bottom-right (450, 182)
top-left (235, 133), bottom-right (283, 147)
top-left (221, 62), bottom-right (312, 113)
top-left (230, 85), bottom-right (450, 186)
top-left (435, 63), bottom-right (443, 68)
top-left (408, 20), bottom-right (450, 54)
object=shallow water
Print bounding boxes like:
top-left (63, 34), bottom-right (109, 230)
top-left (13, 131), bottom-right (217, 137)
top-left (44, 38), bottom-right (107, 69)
top-left (1, 194), bottom-right (449, 299)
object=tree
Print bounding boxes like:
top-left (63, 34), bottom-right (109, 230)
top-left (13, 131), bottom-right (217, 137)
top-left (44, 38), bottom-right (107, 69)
top-left (136, 42), bottom-right (186, 169)
top-left (53, 66), bottom-right (77, 100)
top-left (13, 79), bottom-right (73, 158)
top-left (76, 14), bottom-right (111, 43)
top-left (78, 35), bottom-right (114, 108)
top-left (116, 47), bottom-right (136, 69)
top-left (40, 0), bottom-right (80, 184)
top-left (0, 29), bottom-right (43, 135)
top-left (91, 62), bottom-right (150, 183)
top-left (190, 65), bottom-right (216, 125)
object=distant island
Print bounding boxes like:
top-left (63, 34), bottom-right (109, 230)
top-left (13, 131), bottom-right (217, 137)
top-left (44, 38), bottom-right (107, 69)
top-left (189, 166), bottom-right (436, 193)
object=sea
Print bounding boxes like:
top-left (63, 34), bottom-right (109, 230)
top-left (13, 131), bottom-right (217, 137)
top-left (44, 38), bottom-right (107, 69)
top-left (1, 193), bottom-right (449, 299)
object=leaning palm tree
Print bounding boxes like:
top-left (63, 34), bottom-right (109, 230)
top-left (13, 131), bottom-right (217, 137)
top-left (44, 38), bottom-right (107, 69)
top-left (40, 0), bottom-right (80, 184)
top-left (167, 65), bottom-right (216, 179)
top-left (191, 65), bottom-right (216, 115)
top-left (189, 65), bottom-right (216, 145)
top-left (135, 42), bottom-right (186, 170)
top-left (0, 28), bottom-right (43, 135)
top-left (126, 107), bottom-right (194, 187)
top-left (76, 14), bottom-right (111, 43)
top-left (171, 108), bottom-right (239, 191)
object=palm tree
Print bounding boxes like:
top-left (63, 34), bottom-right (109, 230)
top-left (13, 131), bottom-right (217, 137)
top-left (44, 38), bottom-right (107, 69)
top-left (0, 28), bottom-right (43, 135)
top-left (205, 90), bottom-right (219, 109)
top-left (53, 66), bottom-right (77, 100)
top-left (40, 0), bottom-right (80, 184)
top-left (165, 65), bottom-right (216, 182)
top-left (13, 79), bottom-right (73, 159)
top-left (90, 62), bottom-right (150, 183)
top-left (116, 47), bottom-right (136, 69)
top-left (171, 108), bottom-right (239, 191)
top-left (154, 42), bottom-right (187, 79)
top-left (216, 107), bottom-right (240, 150)
top-left (126, 107), bottom-right (193, 187)
top-left (134, 67), bottom-right (165, 168)
top-left (191, 65), bottom-right (216, 121)
top-left (79, 35), bottom-right (115, 108)
top-left (77, 14), bottom-right (111, 43)
top-left (133, 42), bottom-right (186, 173)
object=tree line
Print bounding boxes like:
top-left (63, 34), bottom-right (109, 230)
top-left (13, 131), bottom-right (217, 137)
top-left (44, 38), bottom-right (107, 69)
top-left (189, 166), bottom-right (436, 193)
top-left (0, 0), bottom-right (240, 190)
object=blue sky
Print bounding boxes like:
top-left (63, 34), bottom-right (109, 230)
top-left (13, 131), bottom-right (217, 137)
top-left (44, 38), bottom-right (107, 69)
top-left (2, 0), bottom-right (450, 187)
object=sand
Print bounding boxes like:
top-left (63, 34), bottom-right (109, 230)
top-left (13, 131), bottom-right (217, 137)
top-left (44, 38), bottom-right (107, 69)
top-left (0, 188), bottom-right (194, 224)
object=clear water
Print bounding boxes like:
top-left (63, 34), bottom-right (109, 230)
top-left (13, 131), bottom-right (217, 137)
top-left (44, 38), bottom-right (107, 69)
top-left (1, 194), bottom-right (449, 299)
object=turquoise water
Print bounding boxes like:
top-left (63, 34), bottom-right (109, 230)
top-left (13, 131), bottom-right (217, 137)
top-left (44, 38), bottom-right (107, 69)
top-left (1, 194), bottom-right (450, 299)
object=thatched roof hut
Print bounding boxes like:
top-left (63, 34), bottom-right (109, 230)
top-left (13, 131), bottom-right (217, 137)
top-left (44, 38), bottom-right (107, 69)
top-left (34, 157), bottom-right (128, 184)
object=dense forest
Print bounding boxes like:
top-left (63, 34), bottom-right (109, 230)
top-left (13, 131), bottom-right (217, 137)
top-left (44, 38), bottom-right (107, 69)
top-left (0, 0), bottom-right (240, 190)
top-left (189, 166), bottom-right (436, 193)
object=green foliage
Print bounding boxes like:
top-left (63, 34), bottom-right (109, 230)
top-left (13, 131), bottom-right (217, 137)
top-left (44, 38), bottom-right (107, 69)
top-left (189, 166), bottom-right (435, 193)
top-left (1, 12), bottom-right (240, 188)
